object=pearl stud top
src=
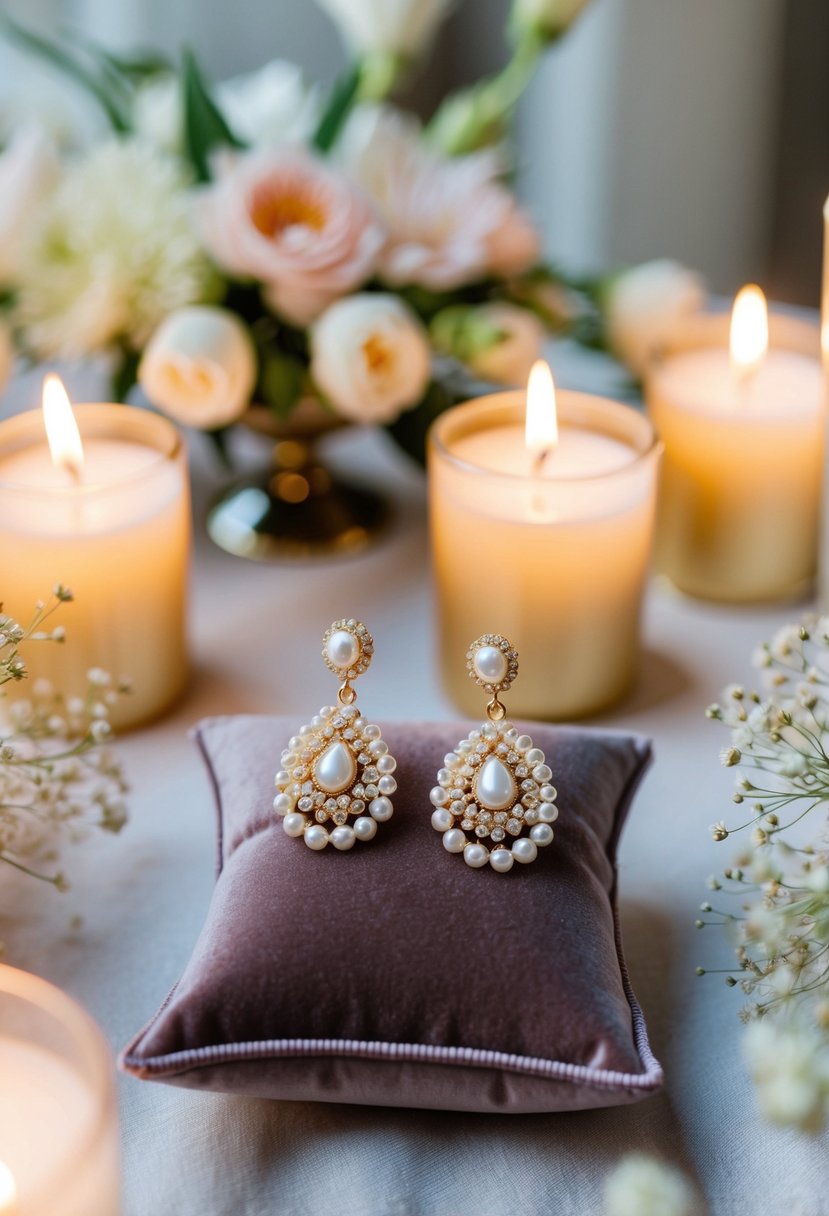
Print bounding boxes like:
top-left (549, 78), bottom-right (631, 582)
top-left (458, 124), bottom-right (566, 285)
top-left (473, 645), bottom-right (508, 685)
top-left (466, 633), bottom-right (518, 696)
top-left (326, 629), bottom-right (360, 670)
top-left (321, 619), bottom-right (374, 679)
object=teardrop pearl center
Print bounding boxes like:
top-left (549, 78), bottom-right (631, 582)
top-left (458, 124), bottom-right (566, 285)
top-left (313, 740), bottom-right (356, 795)
top-left (474, 755), bottom-right (516, 811)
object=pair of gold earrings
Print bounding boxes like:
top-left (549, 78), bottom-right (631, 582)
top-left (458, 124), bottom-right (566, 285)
top-left (272, 619), bottom-right (558, 873)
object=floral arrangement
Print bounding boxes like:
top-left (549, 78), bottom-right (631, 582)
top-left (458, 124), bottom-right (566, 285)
top-left (0, 0), bottom-right (703, 461)
top-left (0, 588), bottom-right (127, 893)
top-left (703, 620), bottom-right (829, 1133)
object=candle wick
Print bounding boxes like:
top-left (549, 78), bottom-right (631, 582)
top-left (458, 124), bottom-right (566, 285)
top-left (732, 363), bottom-right (757, 410)
top-left (532, 448), bottom-right (553, 476)
top-left (62, 458), bottom-right (83, 485)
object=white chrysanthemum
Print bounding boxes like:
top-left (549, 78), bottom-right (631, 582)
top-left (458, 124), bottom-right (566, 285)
top-left (16, 139), bottom-right (213, 359)
top-left (604, 1154), bottom-right (698, 1216)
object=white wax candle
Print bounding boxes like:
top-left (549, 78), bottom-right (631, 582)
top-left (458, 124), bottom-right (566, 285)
top-left (430, 391), bottom-right (660, 720)
top-left (0, 404), bottom-right (190, 729)
top-left (0, 1039), bottom-right (118, 1216)
top-left (647, 325), bottom-right (824, 602)
top-left (450, 424), bottom-right (636, 479)
top-left (652, 348), bottom-right (821, 418)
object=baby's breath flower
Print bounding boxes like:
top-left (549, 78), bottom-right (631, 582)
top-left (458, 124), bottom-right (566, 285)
top-left (705, 612), bottom-right (829, 1133)
top-left (603, 1154), bottom-right (699, 1216)
top-left (743, 1021), bottom-right (829, 1134)
top-left (0, 592), bottom-right (128, 894)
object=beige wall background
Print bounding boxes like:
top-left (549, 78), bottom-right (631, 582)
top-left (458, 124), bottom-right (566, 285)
top-left (1, 0), bottom-right (826, 304)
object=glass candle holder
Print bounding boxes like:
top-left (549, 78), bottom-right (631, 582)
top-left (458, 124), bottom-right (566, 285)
top-left (0, 964), bottom-right (120, 1216)
top-left (429, 391), bottom-right (661, 721)
top-left (646, 312), bottom-right (823, 603)
top-left (0, 404), bottom-right (190, 730)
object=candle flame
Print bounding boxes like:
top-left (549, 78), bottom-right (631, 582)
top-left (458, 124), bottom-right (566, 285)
top-left (42, 375), bottom-right (84, 479)
top-left (525, 359), bottom-right (558, 460)
top-left (0, 1160), bottom-right (16, 1211)
top-left (730, 284), bottom-right (768, 379)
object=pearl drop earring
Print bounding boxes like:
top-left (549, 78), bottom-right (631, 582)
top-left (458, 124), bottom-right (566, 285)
top-left (273, 619), bottom-right (397, 851)
top-left (430, 634), bottom-right (558, 872)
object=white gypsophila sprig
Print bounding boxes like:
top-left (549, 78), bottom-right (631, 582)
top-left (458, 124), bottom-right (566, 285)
top-left (700, 617), bottom-right (829, 1132)
top-left (0, 590), bottom-right (128, 891)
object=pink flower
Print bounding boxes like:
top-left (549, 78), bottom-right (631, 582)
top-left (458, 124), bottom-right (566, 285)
top-left (342, 108), bottom-right (540, 291)
top-left (196, 148), bottom-right (386, 325)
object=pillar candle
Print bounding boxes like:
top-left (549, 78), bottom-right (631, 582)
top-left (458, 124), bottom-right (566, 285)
top-left (0, 388), bottom-right (190, 730)
top-left (429, 378), bottom-right (661, 720)
top-left (646, 291), bottom-right (823, 603)
top-left (0, 965), bottom-right (119, 1216)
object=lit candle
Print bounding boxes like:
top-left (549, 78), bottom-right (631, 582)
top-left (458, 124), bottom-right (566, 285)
top-left (0, 379), bottom-right (191, 729)
top-left (819, 196), bottom-right (829, 606)
top-left (646, 286), bottom-right (824, 602)
top-left (429, 364), bottom-right (661, 720)
top-left (0, 965), bottom-right (119, 1216)
top-left (0, 1162), bottom-right (16, 1214)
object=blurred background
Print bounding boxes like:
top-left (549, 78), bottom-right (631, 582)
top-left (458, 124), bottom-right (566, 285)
top-left (1, 0), bottom-right (826, 305)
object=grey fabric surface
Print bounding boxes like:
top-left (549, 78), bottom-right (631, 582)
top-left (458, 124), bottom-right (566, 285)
top-left (3, 362), bottom-right (828, 1213)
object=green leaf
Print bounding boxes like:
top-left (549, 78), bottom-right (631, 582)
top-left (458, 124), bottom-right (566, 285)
top-left (260, 348), bottom-right (306, 420)
top-left (181, 47), bottom-right (244, 183)
top-left (385, 379), bottom-right (456, 467)
top-left (111, 350), bottom-right (140, 403)
top-left (60, 27), bottom-right (171, 94)
top-left (0, 15), bottom-right (130, 132)
top-left (205, 426), bottom-right (234, 471)
top-left (312, 63), bottom-right (362, 154)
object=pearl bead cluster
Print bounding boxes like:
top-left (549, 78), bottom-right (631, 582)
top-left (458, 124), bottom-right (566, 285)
top-left (466, 634), bottom-right (519, 696)
top-left (430, 720), bottom-right (558, 872)
top-left (273, 704), bottom-right (396, 851)
top-left (321, 619), bottom-right (373, 680)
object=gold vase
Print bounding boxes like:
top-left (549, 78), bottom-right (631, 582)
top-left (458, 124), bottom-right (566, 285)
top-left (207, 397), bottom-right (390, 561)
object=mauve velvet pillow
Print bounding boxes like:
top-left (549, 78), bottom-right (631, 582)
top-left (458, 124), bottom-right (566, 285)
top-left (120, 716), bottom-right (662, 1114)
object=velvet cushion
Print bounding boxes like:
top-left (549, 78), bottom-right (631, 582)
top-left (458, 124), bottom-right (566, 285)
top-left (120, 716), bottom-right (662, 1114)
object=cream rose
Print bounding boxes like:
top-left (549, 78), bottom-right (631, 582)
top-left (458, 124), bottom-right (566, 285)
top-left (605, 258), bottom-right (706, 377)
top-left (315, 0), bottom-right (456, 58)
top-left (311, 294), bottom-right (431, 424)
top-left (196, 148), bottom-right (386, 326)
top-left (0, 125), bottom-right (58, 287)
top-left (138, 306), bottom-right (257, 428)
top-left (342, 106), bottom-right (539, 291)
top-left (465, 303), bottom-right (545, 386)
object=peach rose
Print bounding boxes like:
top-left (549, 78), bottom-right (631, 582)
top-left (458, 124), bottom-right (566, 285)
top-left (342, 107), bottom-right (540, 291)
top-left (196, 148), bottom-right (386, 325)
